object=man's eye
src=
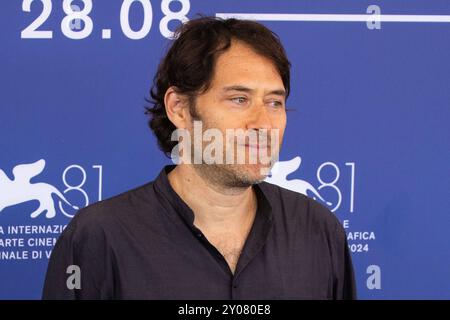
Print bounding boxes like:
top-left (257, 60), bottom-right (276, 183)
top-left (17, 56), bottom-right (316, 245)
top-left (268, 100), bottom-right (284, 108)
top-left (230, 97), bottom-right (248, 105)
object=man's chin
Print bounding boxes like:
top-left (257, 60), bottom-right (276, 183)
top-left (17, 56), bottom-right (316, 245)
top-left (227, 163), bottom-right (272, 185)
top-left (193, 162), bottom-right (274, 189)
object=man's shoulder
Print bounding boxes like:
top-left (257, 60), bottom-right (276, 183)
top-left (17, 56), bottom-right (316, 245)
top-left (258, 181), bottom-right (342, 232)
top-left (67, 181), bottom-right (156, 233)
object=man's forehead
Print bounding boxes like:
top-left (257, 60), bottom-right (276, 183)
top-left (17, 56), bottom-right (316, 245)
top-left (206, 40), bottom-right (285, 93)
top-left (217, 40), bottom-right (272, 64)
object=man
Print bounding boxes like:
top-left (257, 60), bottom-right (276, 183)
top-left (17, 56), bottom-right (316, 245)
top-left (43, 17), bottom-right (356, 299)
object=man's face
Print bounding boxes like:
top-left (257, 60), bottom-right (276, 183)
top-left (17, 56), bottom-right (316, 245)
top-left (187, 40), bottom-right (287, 187)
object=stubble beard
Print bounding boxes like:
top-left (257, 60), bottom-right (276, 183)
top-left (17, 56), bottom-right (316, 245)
top-left (187, 103), bottom-right (280, 190)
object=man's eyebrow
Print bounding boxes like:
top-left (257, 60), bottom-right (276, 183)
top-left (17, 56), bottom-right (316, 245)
top-left (222, 85), bottom-right (286, 97)
top-left (268, 89), bottom-right (287, 97)
top-left (222, 85), bottom-right (254, 93)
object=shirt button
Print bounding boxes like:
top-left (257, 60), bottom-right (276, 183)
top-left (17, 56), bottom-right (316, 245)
top-left (196, 233), bottom-right (203, 238)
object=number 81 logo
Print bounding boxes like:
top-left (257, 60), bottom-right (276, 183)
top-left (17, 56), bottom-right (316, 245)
top-left (58, 164), bottom-right (103, 218)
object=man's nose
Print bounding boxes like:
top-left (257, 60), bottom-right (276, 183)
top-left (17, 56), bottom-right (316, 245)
top-left (247, 103), bottom-right (272, 130)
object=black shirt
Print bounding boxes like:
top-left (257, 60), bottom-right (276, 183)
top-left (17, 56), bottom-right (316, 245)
top-left (42, 165), bottom-right (356, 300)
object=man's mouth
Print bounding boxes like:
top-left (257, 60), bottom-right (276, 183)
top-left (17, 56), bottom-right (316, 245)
top-left (242, 144), bottom-right (269, 151)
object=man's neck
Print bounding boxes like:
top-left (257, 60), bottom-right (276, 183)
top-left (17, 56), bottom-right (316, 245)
top-left (167, 164), bottom-right (257, 232)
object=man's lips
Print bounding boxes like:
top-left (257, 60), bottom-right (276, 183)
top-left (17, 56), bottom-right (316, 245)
top-left (241, 144), bottom-right (269, 150)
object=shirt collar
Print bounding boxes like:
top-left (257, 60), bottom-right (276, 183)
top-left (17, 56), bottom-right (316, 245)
top-left (153, 165), bottom-right (273, 228)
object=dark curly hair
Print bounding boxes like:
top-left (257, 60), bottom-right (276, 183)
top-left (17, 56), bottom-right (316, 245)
top-left (145, 16), bottom-right (291, 157)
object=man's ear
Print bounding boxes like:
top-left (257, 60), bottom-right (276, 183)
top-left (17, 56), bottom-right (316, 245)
top-left (164, 86), bottom-right (190, 129)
